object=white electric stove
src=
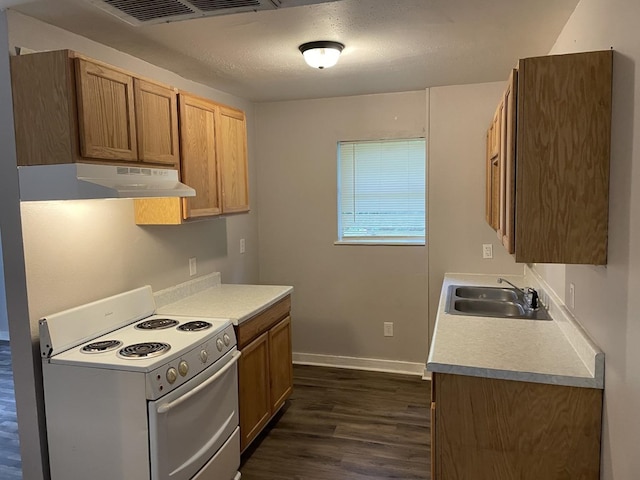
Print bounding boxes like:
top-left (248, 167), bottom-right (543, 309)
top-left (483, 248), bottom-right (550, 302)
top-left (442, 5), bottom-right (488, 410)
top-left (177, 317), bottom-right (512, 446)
top-left (40, 285), bottom-right (242, 480)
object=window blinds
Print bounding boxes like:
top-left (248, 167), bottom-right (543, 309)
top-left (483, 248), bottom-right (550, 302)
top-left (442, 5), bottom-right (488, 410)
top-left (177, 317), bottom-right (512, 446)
top-left (338, 139), bottom-right (426, 242)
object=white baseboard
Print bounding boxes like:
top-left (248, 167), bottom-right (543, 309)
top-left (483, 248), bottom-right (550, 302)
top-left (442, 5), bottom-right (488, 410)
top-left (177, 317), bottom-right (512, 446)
top-left (293, 352), bottom-right (427, 377)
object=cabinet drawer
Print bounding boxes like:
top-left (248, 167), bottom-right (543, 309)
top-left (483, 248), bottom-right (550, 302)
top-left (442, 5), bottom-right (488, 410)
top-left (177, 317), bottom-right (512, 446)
top-left (237, 296), bottom-right (291, 348)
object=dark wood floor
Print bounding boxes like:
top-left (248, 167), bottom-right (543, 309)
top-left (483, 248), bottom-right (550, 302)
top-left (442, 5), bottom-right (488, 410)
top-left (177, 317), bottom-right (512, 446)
top-left (0, 351), bottom-right (430, 480)
top-left (240, 365), bottom-right (431, 480)
top-left (0, 341), bottom-right (22, 479)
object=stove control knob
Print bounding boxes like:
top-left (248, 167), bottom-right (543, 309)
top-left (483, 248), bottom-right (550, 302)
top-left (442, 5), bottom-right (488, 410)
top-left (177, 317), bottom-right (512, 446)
top-left (200, 349), bottom-right (209, 363)
top-left (178, 361), bottom-right (189, 377)
top-left (216, 338), bottom-right (224, 352)
top-left (166, 367), bottom-right (177, 384)
top-left (223, 333), bottom-right (231, 346)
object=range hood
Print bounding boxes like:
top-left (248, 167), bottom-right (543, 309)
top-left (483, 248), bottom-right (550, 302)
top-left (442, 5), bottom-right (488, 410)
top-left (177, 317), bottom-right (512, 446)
top-left (18, 163), bottom-right (196, 201)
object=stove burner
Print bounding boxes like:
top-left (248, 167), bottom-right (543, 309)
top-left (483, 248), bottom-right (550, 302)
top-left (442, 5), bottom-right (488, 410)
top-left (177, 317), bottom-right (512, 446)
top-left (177, 321), bottom-right (213, 332)
top-left (118, 342), bottom-right (171, 359)
top-left (81, 340), bottom-right (123, 354)
top-left (136, 318), bottom-right (179, 330)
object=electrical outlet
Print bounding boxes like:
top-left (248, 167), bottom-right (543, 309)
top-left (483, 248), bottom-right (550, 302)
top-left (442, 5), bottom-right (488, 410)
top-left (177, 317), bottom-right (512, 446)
top-left (384, 322), bottom-right (394, 337)
top-left (482, 243), bottom-right (493, 259)
top-left (569, 283), bottom-right (575, 309)
top-left (240, 238), bottom-right (246, 254)
top-left (189, 257), bottom-right (197, 276)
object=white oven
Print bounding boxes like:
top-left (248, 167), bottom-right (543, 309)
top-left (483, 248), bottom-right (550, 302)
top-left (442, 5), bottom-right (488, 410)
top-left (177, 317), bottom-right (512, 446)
top-left (149, 349), bottom-right (240, 480)
top-left (40, 286), bottom-right (242, 480)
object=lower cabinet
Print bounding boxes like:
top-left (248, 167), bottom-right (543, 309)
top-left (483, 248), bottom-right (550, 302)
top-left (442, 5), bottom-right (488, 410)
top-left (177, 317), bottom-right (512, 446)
top-left (431, 372), bottom-right (602, 480)
top-left (236, 296), bottom-right (292, 452)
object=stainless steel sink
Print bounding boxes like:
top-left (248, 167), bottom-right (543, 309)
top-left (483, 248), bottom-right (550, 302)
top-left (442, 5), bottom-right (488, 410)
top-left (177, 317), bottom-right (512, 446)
top-left (452, 298), bottom-right (525, 317)
top-left (454, 286), bottom-right (519, 302)
top-left (445, 285), bottom-right (551, 320)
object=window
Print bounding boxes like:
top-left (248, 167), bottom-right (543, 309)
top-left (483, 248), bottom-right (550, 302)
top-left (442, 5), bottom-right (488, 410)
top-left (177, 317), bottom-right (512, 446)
top-left (337, 138), bottom-right (426, 245)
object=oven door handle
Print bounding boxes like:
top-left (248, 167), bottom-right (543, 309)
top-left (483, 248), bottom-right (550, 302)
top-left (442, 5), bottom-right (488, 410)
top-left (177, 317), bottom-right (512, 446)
top-left (157, 350), bottom-right (241, 415)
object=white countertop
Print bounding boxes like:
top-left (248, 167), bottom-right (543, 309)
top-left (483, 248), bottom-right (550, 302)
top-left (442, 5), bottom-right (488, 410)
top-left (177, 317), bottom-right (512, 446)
top-left (426, 272), bottom-right (604, 389)
top-left (154, 273), bottom-right (293, 326)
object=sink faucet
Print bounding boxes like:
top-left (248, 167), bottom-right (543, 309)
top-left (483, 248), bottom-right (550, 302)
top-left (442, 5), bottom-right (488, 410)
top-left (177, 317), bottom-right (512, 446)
top-left (497, 278), bottom-right (539, 310)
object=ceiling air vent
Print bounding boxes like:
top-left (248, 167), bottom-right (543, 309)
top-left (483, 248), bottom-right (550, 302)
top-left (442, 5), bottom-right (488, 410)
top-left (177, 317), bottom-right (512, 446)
top-left (86, 0), bottom-right (282, 25)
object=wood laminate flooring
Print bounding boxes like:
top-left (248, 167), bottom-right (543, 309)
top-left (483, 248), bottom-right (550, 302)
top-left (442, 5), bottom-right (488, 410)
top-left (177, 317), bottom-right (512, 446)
top-left (0, 341), bottom-right (22, 479)
top-left (240, 365), bottom-right (431, 480)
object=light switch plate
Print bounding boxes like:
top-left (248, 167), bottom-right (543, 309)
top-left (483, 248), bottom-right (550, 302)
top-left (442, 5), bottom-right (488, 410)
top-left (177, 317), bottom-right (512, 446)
top-left (383, 322), bottom-right (393, 337)
top-left (482, 244), bottom-right (493, 259)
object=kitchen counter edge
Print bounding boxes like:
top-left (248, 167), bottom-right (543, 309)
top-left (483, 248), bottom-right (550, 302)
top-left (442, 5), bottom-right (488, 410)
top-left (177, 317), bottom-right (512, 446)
top-left (155, 273), bottom-right (293, 326)
top-left (427, 272), bottom-right (604, 389)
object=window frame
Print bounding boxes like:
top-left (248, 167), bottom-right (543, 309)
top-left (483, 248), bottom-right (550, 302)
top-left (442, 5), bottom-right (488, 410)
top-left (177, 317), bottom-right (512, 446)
top-left (335, 137), bottom-right (426, 246)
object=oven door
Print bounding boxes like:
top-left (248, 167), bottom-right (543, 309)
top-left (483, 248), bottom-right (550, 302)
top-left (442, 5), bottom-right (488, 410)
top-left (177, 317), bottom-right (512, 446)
top-left (148, 349), bottom-right (241, 480)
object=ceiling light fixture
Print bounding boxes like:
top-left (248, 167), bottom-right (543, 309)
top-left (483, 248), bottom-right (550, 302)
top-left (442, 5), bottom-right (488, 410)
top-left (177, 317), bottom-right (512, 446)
top-left (298, 41), bottom-right (345, 69)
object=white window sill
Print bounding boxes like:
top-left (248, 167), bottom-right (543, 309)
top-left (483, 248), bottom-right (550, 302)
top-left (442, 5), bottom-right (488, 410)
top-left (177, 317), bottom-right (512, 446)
top-left (334, 239), bottom-right (426, 246)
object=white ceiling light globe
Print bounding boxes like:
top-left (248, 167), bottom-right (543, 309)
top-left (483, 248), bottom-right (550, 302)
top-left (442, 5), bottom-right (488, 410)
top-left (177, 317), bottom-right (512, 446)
top-left (299, 41), bottom-right (345, 69)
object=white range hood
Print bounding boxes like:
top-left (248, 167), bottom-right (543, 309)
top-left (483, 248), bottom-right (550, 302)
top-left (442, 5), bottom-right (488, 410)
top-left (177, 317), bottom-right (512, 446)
top-left (18, 163), bottom-right (196, 201)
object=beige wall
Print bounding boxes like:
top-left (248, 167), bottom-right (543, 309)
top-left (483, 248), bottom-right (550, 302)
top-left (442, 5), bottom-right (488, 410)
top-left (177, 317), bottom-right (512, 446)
top-left (533, 0), bottom-right (640, 478)
top-left (427, 82), bottom-right (523, 345)
top-left (0, 10), bottom-right (44, 480)
top-left (256, 92), bottom-right (429, 366)
top-left (1, 11), bottom-right (261, 479)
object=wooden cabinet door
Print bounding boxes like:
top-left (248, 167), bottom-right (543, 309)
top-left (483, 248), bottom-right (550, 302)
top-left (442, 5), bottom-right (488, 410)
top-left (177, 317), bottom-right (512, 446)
top-left (179, 94), bottom-right (222, 219)
top-left (217, 106), bottom-right (249, 213)
top-left (430, 373), bottom-right (437, 480)
top-left (515, 51), bottom-right (611, 264)
top-left (268, 316), bottom-right (293, 412)
top-left (485, 130), bottom-right (492, 227)
top-left (134, 79), bottom-right (179, 166)
top-left (434, 373), bottom-right (602, 480)
top-left (75, 58), bottom-right (137, 162)
top-left (486, 102), bottom-right (502, 231)
top-left (499, 69), bottom-right (517, 254)
top-left (238, 332), bottom-right (271, 452)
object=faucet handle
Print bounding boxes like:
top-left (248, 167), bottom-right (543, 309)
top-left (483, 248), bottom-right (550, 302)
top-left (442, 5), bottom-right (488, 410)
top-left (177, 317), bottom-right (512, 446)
top-left (526, 288), bottom-right (539, 309)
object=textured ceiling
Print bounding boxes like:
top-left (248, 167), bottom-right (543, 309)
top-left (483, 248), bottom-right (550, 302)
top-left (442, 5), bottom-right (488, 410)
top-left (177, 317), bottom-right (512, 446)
top-left (7, 0), bottom-right (580, 102)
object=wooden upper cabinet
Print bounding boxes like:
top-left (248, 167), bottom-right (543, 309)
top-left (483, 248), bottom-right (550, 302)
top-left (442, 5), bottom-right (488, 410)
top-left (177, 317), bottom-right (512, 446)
top-left (11, 49), bottom-right (85, 166)
top-left (515, 50), bottom-right (612, 264)
top-left (134, 95), bottom-right (250, 224)
top-left (180, 93), bottom-right (222, 219)
top-left (487, 50), bottom-right (612, 264)
top-left (217, 106), bottom-right (249, 213)
top-left (10, 50), bottom-right (179, 168)
top-left (75, 58), bottom-right (137, 162)
top-left (134, 78), bottom-right (180, 165)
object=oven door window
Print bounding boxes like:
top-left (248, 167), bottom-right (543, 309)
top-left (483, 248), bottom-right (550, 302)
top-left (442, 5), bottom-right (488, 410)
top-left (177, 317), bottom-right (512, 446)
top-left (148, 349), bottom-right (240, 480)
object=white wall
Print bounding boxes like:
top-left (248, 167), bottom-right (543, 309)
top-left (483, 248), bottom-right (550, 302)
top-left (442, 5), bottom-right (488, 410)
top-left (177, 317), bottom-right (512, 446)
top-left (256, 92), bottom-right (429, 368)
top-left (532, 1), bottom-right (640, 478)
top-left (2, 11), bottom-right (261, 479)
top-left (0, 9), bottom-right (44, 479)
top-left (427, 82), bottom-right (523, 346)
